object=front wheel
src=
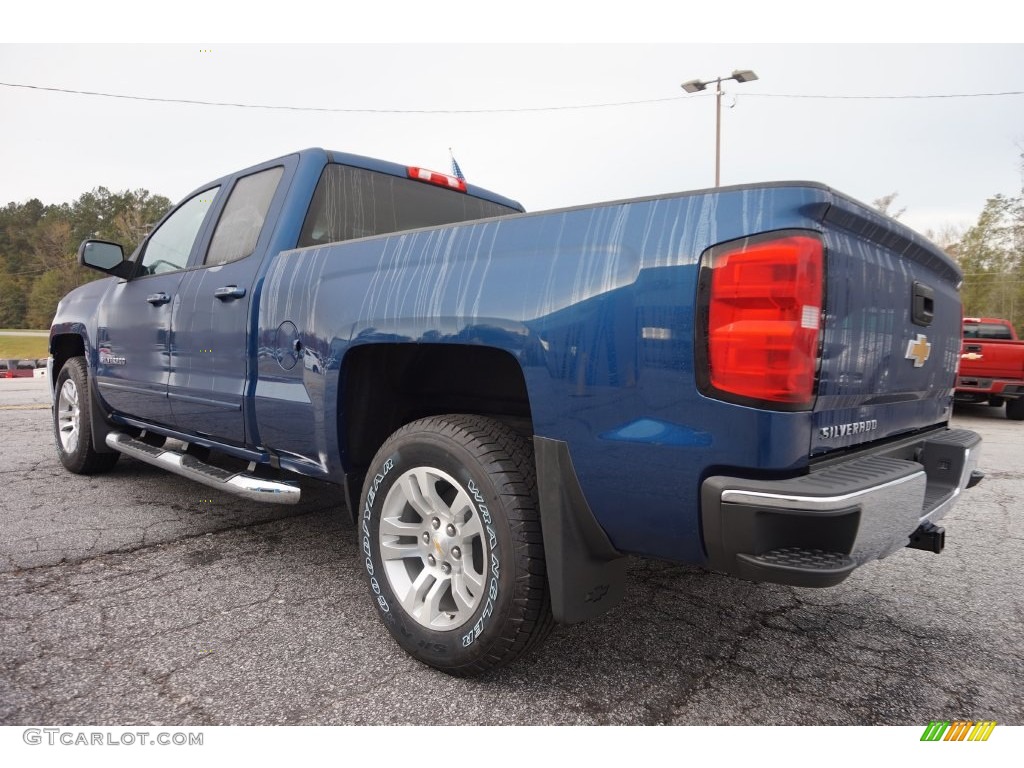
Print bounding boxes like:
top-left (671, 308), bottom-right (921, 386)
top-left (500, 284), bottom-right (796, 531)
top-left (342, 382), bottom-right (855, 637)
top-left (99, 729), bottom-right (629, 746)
top-left (358, 414), bottom-right (553, 676)
top-left (53, 357), bottom-right (119, 474)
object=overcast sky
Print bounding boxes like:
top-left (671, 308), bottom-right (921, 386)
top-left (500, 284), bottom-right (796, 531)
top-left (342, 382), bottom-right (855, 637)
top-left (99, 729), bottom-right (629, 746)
top-left (1, 40), bottom-right (1022, 239)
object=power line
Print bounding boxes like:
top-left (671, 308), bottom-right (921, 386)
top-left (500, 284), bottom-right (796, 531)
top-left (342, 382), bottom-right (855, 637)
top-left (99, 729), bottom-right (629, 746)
top-left (748, 91), bottom-right (1024, 100)
top-left (0, 81), bottom-right (682, 113)
top-left (2, 81), bottom-right (1023, 114)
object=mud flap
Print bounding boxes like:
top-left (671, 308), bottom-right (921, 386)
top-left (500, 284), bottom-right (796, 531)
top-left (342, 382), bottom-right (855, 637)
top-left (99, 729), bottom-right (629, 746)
top-left (88, 373), bottom-right (118, 454)
top-left (534, 436), bottom-right (627, 624)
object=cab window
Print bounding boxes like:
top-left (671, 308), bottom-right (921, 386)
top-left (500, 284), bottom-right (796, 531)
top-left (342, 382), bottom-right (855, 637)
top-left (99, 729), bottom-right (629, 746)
top-left (139, 188), bottom-right (220, 275)
top-left (298, 164), bottom-right (517, 248)
top-left (205, 167), bottom-right (284, 266)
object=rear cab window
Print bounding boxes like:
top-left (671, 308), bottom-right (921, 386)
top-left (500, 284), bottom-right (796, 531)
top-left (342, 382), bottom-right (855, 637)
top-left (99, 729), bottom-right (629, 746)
top-left (298, 164), bottom-right (520, 248)
top-left (963, 322), bottom-right (1013, 340)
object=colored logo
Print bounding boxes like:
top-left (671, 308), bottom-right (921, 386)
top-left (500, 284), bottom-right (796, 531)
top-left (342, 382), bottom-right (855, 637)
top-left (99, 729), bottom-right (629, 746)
top-left (905, 334), bottom-right (932, 367)
top-left (961, 352), bottom-right (983, 361)
top-left (920, 720), bottom-right (996, 742)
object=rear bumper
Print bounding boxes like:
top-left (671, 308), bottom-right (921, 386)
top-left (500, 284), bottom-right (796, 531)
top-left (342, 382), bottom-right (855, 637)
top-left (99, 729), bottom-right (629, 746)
top-left (955, 376), bottom-right (1024, 399)
top-left (701, 428), bottom-right (982, 588)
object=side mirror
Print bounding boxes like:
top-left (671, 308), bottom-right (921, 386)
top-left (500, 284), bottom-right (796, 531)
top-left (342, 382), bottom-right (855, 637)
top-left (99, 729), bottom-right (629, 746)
top-left (78, 240), bottom-right (134, 279)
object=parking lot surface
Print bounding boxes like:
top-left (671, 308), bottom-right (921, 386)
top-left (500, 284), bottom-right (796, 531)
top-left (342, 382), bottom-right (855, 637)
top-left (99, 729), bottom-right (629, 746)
top-left (1, 378), bottom-right (1021, 725)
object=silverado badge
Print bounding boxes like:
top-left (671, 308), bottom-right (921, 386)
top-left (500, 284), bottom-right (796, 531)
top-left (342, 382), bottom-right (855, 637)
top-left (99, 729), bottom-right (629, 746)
top-left (905, 334), bottom-right (931, 368)
top-left (98, 348), bottom-right (126, 366)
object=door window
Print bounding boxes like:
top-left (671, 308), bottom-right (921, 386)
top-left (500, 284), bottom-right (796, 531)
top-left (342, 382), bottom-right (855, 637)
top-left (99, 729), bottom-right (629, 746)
top-left (139, 187), bottom-right (220, 275)
top-left (205, 167), bottom-right (284, 266)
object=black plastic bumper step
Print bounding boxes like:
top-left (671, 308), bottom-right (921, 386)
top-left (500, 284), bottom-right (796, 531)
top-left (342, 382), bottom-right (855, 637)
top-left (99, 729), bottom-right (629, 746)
top-left (735, 547), bottom-right (855, 588)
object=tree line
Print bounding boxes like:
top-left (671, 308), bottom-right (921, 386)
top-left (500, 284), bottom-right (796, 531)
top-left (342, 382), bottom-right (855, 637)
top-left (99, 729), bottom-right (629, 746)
top-left (0, 174), bottom-right (1022, 331)
top-left (952, 191), bottom-right (1024, 331)
top-left (0, 188), bottom-right (172, 328)
top-left (872, 184), bottom-right (1024, 332)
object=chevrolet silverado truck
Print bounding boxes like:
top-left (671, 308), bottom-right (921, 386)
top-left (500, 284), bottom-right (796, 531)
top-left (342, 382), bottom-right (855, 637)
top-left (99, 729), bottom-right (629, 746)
top-left (49, 148), bottom-right (983, 675)
top-left (956, 316), bottom-right (1024, 419)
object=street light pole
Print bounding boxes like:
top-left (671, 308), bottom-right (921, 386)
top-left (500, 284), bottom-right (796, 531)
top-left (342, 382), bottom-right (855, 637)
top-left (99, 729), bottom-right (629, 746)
top-left (682, 69), bottom-right (759, 187)
top-left (714, 76), bottom-right (723, 187)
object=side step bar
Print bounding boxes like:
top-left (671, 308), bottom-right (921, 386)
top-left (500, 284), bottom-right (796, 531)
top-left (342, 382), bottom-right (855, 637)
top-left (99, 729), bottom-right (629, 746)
top-left (106, 431), bottom-right (301, 505)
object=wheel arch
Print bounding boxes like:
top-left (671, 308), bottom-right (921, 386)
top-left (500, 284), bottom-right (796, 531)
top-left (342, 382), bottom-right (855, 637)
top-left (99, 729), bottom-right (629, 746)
top-left (337, 342), bottom-right (533, 520)
top-left (49, 333), bottom-right (86, 396)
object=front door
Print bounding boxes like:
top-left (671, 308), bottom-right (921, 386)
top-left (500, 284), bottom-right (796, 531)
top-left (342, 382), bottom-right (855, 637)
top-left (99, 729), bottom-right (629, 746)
top-left (94, 187), bottom-right (220, 426)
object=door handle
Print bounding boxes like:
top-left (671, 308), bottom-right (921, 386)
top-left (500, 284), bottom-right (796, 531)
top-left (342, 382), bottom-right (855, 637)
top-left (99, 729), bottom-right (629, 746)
top-left (146, 292), bottom-right (171, 305)
top-left (214, 285), bottom-right (246, 301)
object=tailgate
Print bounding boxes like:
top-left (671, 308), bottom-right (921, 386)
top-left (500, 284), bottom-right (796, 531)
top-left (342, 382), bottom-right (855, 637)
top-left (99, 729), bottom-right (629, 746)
top-left (811, 193), bottom-right (962, 456)
top-left (959, 339), bottom-right (1024, 380)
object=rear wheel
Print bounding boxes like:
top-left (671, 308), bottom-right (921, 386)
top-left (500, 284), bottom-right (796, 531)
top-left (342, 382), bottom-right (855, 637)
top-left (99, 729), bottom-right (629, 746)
top-left (1006, 397), bottom-right (1024, 421)
top-left (359, 414), bottom-right (553, 676)
top-left (53, 357), bottom-right (119, 474)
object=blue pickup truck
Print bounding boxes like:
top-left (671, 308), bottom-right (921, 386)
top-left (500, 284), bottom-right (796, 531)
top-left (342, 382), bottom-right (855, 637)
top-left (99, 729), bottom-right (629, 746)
top-left (50, 148), bottom-right (982, 675)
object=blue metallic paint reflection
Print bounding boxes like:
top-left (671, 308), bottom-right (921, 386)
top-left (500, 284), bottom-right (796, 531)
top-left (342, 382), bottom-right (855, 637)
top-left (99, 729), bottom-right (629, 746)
top-left (259, 184), bottom-right (833, 563)
top-left (600, 418), bottom-right (712, 447)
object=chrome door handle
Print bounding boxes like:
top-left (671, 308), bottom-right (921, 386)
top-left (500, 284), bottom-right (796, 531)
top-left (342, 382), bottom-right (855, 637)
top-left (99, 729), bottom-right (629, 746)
top-left (214, 285), bottom-right (246, 300)
top-left (146, 292), bottom-right (171, 305)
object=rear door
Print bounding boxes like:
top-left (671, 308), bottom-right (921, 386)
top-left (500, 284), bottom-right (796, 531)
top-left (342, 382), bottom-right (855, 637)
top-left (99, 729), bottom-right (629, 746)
top-left (811, 195), bottom-right (964, 456)
top-left (94, 187), bottom-right (220, 426)
top-left (168, 164), bottom-right (287, 443)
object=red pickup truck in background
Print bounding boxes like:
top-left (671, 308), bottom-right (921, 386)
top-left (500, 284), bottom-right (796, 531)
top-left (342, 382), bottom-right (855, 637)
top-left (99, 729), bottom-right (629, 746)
top-left (956, 317), bottom-right (1024, 420)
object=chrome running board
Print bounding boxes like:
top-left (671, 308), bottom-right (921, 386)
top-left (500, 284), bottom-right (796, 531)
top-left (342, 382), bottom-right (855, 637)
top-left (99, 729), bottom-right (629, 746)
top-left (105, 431), bottom-right (301, 505)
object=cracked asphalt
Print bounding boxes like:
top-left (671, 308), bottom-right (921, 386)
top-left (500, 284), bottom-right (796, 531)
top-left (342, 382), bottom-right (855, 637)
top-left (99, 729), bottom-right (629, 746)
top-left (1, 377), bottom-right (1021, 725)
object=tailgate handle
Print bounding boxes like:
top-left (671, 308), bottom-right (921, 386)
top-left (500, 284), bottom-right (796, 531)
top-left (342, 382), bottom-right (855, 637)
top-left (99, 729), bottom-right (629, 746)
top-left (912, 282), bottom-right (934, 327)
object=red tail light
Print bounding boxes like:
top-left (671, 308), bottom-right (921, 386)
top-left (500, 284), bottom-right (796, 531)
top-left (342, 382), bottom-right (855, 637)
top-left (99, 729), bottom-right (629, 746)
top-left (698, 232), bottom-right (824, 409)
top-left (407, 166), bottom-right (467, 193)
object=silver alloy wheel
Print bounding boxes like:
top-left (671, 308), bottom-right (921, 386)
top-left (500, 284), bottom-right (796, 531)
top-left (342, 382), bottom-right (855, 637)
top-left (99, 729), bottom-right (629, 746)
top-left (57, 378), bottom-right (81, 455)
top-left (379, 466), bottom-right (488, 630)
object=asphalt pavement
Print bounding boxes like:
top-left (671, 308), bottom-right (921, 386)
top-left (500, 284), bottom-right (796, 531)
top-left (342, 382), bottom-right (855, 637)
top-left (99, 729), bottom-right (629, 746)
top-left (1, 377), bottom-right (1021, 725)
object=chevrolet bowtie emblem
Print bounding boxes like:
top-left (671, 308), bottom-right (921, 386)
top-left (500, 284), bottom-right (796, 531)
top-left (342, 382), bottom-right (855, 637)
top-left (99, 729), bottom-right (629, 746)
top-left (961, 352), bottom-right (984, 361)
top-left (905, 334), bottom-right (932, 367)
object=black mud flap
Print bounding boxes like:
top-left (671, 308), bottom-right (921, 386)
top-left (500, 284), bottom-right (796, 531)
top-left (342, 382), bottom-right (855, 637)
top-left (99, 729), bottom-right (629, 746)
top-left (534, 437), bottom-right (627, 624)
top-left (344, 471), bottom-right (366, 522)
top-left (88, 374), bottom-right (118, 454)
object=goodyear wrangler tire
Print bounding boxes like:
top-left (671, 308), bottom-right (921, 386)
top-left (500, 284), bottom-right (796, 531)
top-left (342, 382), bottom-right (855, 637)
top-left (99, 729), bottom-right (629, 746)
top-left (359, 414), bottom-right (553, 676)
top-left (53, 357), bottom-right (119, 475)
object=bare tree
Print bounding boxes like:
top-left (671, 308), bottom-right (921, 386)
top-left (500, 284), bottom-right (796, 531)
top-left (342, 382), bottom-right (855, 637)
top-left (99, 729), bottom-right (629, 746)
top-left (872, 192), bottom-right (906, 221)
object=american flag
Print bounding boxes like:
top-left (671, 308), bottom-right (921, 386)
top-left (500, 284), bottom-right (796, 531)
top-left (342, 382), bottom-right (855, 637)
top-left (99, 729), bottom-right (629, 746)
top-left (450, 153), bottom-right (466, 181)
